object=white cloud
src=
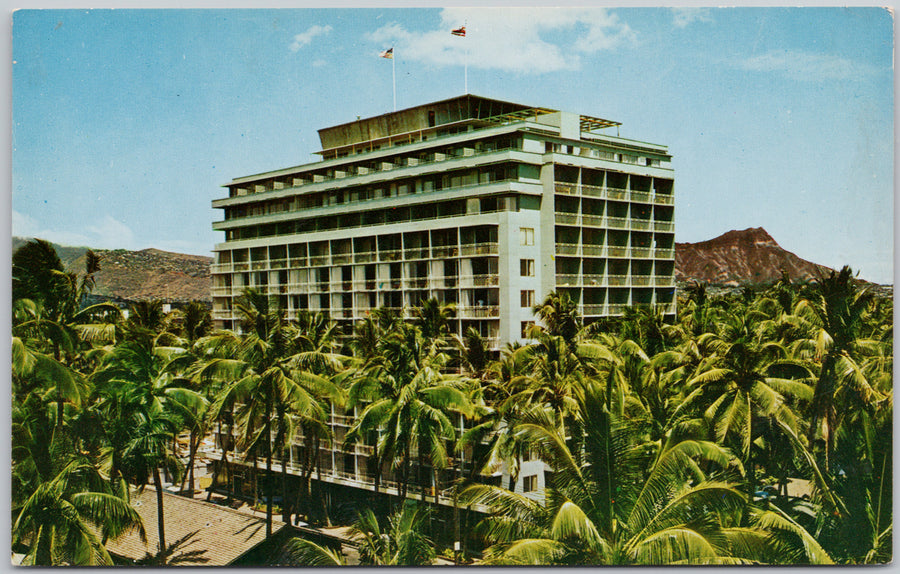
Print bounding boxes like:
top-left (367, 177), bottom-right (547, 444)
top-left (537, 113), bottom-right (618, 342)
top-left (13, 210), bottom-right (136, 250)
top-left (87, 215), bottom-right (135, 250)
top-left (738, 50), bottom-right (882, 82)
top-left (367, 8), bottom-right (636, 74)
top-left (671, 8), bottom-right (713, 28)
top-left (289, 24), bottom-right (333, 53)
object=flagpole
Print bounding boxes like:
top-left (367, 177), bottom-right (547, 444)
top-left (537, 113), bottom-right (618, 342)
top-left (465, 44), bottom-right (468, 94)
top-left (464, 21), bottom-right (468, 94)
top-left (392, 52), bottom-right (396, 112)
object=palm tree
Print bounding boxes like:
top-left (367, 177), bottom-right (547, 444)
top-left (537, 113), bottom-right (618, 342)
top-left (413, 297), bottom-right (457, 345)
top-left (121, 408), bottom-right (183, 564)
top-left (13, 460), bottom-right (146, 566)
top-left (205, 289), bottom-right (342, 536)
top-left (350, 501), bottom-right (436, 565)
top-left (463, 375), bottom-right (834, 565)
top-left (532, 291), bottom-right (581, 350)
top-left (463, 376), bottom-right (754, 564)
top-left (346, 319), bottom-right (473, 506)
top-left (789, 266), bottom-right (880, 470)
top-left (671, 331), bottom-right (812, 501)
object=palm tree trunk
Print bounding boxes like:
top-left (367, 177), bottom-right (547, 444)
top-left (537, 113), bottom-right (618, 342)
top-left (281, 442), bottom-right (290, 524)
top-left (373, 441), bottom-right (381, 494)
top-left (179, 429), bottom-right (201, 496)
top-left (153, 467), bottom-right (167, 564)
top-left (265, 396), bottom-right (274, 538)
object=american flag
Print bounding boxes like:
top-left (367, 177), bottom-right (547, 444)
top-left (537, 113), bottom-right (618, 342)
top-left (451, 26), bottom-right (466, 37)
top-left (380, 47), bottom-right (393, 59)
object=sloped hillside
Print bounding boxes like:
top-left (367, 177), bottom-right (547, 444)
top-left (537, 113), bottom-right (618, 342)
top-left (13, 237), bottom-right (212, 303)
top-left (675, 227), bottom-right (830, 286)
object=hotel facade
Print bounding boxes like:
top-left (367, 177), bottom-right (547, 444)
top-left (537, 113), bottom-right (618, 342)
top-left (210, 95), bottom-right (676, 347)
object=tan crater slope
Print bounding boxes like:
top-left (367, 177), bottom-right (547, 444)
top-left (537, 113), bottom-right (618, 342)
top-left (84, 248), bottom-right (212, 303)
top-left (675, 227), bottom-right (831, 286)
top-left (12, 237), bottom-right (212, 303)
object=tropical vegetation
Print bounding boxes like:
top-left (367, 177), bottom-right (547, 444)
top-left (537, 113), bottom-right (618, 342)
top-left (11, 239), bottom-right (892, 565)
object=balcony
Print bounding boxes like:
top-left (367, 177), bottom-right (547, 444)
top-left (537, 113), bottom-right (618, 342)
top-left (379, 248), bottom-right (403, 261)
top-left (460, 242), bottom-right (499, 256)
top-left (654, 194), bottom-right (675, 205)
top-left (431, 246), bottom-right (460, 258)
top-left (404, 247), bottom-right (430, 260)
top-left (211, 263), bottom-right (232, 274)
top-left (471, 273), bottom-right (500, 287)
top-left (555, 243), bottom-right (580, 256)
top-left (458, 305), bottom-right (500, 318)
top-left (555, 213), bottom-right (580, 226)
top-left (354, 251), bottom-right (376, 263)
top-left (606, 216), bottom-right (629, 229)
top-left (654, 221), bottom-right (675, 232)
top-left (581, 214), bottom-right (605, 227)
top-left (630, 219), bottom-right (652, 231)
top-left (654, 275), bottom-right (675, 287)
top-left (553, 182), bottom-right (675, 206)
top-left (556, 274), bottom-right (580, 286)
top-left (581, 245), bottom-right (605, 257)
top-left (404, 277), bottom-right (429, 289)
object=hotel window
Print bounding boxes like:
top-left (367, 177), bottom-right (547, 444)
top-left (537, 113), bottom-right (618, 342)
top-left (523, 475), bottom-right (537, 493)
top-left (520, 259), bottom-right (535, 277)
top-left (521, 290), bottom-right (535, 308)
top-left (520, 227), bottom-right (534, 246)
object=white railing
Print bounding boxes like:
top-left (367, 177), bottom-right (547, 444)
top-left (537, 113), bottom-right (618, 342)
top-left (554, 182), bottom-right (675, 206)
top-left (458, 305), bottom-right (500, 318)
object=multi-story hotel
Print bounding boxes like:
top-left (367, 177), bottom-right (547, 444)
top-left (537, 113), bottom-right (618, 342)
top-left (210, 94), bottom-right (675, 348)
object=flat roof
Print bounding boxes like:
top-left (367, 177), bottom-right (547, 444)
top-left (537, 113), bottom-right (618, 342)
top-left (318, 93), bottom-right (536, 133)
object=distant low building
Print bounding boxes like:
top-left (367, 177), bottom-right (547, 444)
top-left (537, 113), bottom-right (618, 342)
top-left (105, 488), bottom-right (284, 566)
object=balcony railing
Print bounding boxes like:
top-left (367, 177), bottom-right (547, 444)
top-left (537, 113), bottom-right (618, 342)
top-left (582, 244), bottom-right (605, 257)
top-left (470, 273), bottom-right (500, 287)
top-left (555, 213), bottom-right (580, 226)
top-left (404, 247), bottom-right (430, 260)
top-left (458, 305), bottom-right (500, 318)
top-left (554, 182), bottom-right (675, 205)
top-left (556, 274), bottom-right (580, 286)
top-left (556, 243), bottom-right (580, 256)
top-left (459, 242), bottom-right (499, 256)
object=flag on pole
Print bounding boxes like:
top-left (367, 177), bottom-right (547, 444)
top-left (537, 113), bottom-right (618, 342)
top-left (451, 26), bottom-right (466, 37)
top-left (380, 47), bottom-right (394, 59)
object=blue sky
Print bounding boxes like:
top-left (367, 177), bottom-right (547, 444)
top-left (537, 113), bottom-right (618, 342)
top-left (11, 7), bottom-right (894, 283)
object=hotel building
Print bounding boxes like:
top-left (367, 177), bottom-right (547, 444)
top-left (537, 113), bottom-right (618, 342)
top-left (210, 94), bottom-right (676, 348)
